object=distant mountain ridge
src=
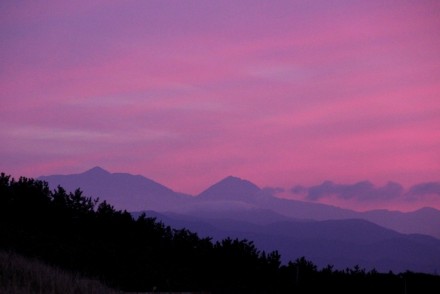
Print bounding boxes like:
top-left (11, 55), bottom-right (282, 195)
top-left (39, 167), bottom-right (440, 239)
top-left (38, 167), bottom-right (440, 273)
top-left (198, 176), bottom-right (261, 202)
top-left (39, 166), bottom-right (192, 212)
top-left (132, 210), bottom-right (440, 273)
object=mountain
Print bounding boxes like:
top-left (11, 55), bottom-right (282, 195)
top-left (194, 176), bottom-right (440, 239)
top-left (194, 176), bottom-right (359, 220)
top-left (198, 176), bottom-right (261, 202)
top-left (39, 167), bottom-right (440, 239)
top-left (39, 167), bottom-right (440, 273)
top-left (39, 167), bottom-right (192, 212)
top-left (361, 207), bottom-right (440, 238)
top-left (137, 210), bottom-right (440, 274)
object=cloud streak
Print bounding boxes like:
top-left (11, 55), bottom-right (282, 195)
top-left (291, 180), bottom-right (440, 211)
top-left (407, 182), bottom-right (440, 198)
top-left (292, 181), bottom-right (404, 202)
top-left (1, 0), bottom-right (439, 198)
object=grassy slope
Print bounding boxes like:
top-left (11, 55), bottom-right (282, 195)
top-left (0, 250), bottom-right (120, 294)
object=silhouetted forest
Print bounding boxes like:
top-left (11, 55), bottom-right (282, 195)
top-left (1, 173), bottom-right (439, 293)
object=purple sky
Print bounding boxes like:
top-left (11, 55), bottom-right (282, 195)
top-left (1, 1), bottom-right (439, 210)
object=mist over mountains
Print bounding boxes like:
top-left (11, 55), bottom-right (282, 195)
top-left (39, 167), bottom-right (440, 237)
top-left (291, 180), bottom-right (440, 212)
top-left (39, 167), bottom-right (440, 273)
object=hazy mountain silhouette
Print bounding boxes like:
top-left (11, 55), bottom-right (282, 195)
top-left (134, 210), bottom-right (440, 273)
top-left (192, 176), bottom-right (359, 219)
top-left (39, 167), bottom-right (440, 273)
top-left (5, 173), bottom-right (440, 292)
top-left (198, 177), bottom-right (354, 218)
top-left (39, 167), bottom-right (440, 239)
top-left (198, 176), bottom-right (261, 202)
top-left (39, 167), bottom-right (192, 212)
top-left (195, 175), bottom-right (440, 238)
top-left (360, 207), bottom-right (440, 238)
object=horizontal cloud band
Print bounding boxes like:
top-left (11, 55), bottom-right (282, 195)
top-left (292, 181), bottom-right (440, 202)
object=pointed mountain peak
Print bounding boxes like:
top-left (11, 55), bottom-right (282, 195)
top-left (83, 166), bottom-right (110, 175)
top-left (219, 175), bottom-right (259, 187)
top-left (198, 176), bottom-right (261, 202)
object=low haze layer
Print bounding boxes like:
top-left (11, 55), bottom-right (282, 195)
top-left (1, 1), bottom-right (439, 210)
top-left (290, 180), bottom-right (440, 211)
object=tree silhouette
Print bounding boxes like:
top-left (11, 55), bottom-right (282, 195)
top-left (1, 172), bottom-right (439, 293)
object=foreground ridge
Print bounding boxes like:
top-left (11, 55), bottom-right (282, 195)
top-left (1, 172), bottom-right (440, 293)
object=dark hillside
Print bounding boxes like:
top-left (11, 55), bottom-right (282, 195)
top-left (1, 173), bottom-right (439, 293)
top-left (0, 250), bottom-right (119, 293)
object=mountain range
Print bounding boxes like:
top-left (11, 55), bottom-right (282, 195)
top-left (39, 167), bottom-right (440, 273)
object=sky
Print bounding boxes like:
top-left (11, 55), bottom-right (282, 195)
top-left (1, 0), bottom-right (439, 211)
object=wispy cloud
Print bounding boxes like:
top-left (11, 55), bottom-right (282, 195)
top-left (1, 0), bottom-right (439, 196)
top-left (407, 182), bottom-right (440, 199)
top-left (292, 181), bottom-right (404, 202)
top-left (291, 180), bottom-right (440, 211)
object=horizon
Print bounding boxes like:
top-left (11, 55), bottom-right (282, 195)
top-left (1, 1), bottom-right (439, 212)
top-left (34, 165), bottom-right (440, 212)
top-left (4, 171), bottom-right (440, 288)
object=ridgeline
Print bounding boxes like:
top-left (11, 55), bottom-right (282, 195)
top-left (1, 173), bottom-right (439, 293)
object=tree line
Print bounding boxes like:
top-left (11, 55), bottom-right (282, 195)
top-left (0, 173), bottom-right (439, 293)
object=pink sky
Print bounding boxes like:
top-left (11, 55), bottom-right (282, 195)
top-left (1, 1), bottom-right (439, 210)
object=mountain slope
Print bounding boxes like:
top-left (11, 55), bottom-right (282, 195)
top-left (142, 211), bottom-right (440, 274)
top-left (0, 250), bottom-right (119, 294)
top-left (198, 176), bottom-right (261, 202)
top-left (39, 168), bottom-right (440, 238)
top-left (39, 168), bottom-right (440, 273)
top-left (195, 176), bottom-right (359, 220)
top-left (361, 207), bottom-right (440, 238)
top-left (195, 176), bottom-right (440, 239)
top-left (39, 167), bottom-right (191, 211)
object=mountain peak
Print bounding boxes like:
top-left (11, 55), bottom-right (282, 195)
top-left (222, 175), bottom-right (251, 183)
top-left (83, 166), bottom-right (110, 175)
top-left (198, 176), bottom-right (261, 202)
top-left (216, 176), bottom-right (260, 190)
